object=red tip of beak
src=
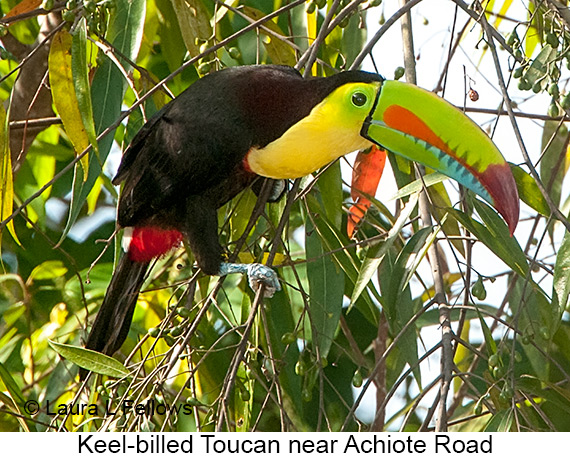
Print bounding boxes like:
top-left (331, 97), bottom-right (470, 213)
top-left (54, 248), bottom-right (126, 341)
top-left (480, 163), bottom-right (519, 235)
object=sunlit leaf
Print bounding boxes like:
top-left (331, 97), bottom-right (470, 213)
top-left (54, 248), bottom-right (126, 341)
top-left (0, 102), bottom-right (20, 246)
top-left (48, 29), bottom-right (90, 178)
top-left (72, 19), bottom-right (99, 160)
top-left (553, 230), bottom-right (570, 313)
top-left (60, 0), bottom-right (146, 244)
top-left (27, 260), bottom-right (68, 282)
top-left (390, 172), bottom-right (447, 201)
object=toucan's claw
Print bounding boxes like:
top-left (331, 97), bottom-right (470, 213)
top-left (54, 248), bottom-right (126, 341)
top-left (218, 262), bottom-right (280, 297)
top-left (246, 263), bottom-right (281, 298)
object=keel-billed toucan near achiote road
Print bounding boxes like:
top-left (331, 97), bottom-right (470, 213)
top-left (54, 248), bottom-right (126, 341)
top-left (81, 64), bottom-right (519, 377)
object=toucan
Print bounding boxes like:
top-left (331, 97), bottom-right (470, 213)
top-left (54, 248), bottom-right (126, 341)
top-left (81, 64), bottom-right (519, 377)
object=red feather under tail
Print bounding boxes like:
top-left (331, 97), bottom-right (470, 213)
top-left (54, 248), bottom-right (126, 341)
top-left (128, 226), bottom-right (184, 262)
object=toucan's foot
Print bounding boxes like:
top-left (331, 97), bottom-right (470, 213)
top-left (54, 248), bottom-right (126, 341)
top-left (218, 262), bottom-right (281, 297)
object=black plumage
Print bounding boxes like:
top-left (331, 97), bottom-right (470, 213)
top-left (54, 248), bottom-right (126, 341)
top-left (82, 65), bottom-right (383, 377)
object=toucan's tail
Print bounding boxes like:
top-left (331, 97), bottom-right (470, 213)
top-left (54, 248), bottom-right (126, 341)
top-left (80, 254), bottom-right (150, 380)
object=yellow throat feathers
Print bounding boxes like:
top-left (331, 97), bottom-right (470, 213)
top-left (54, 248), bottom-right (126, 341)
top-left (246, 82), bottom-right (380, 179)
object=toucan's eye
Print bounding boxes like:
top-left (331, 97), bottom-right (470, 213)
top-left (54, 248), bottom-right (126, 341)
top-left (352, 92), bottom-right (368, 107)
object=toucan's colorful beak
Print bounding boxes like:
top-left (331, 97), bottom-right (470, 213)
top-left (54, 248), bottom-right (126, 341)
top-left (361, 80), bottom-right (519, 235)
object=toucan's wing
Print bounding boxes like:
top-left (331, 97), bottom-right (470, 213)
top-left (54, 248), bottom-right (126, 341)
top-left (113, 65), bottom-right (312, 229)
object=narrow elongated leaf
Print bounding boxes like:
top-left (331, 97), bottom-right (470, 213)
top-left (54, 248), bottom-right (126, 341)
top-left (509, 280), bottom-right (556, 381)
top-left (351, 192), bottom-right (419, 304)
top-left (319, 160), bottom-right (343, 228)
top-left (525, 2), bottom-right (541, 57)
top-left (0, 361), bottom-right (25, 406)
top-left (390, 172), bottom-right (447, 201)
top-left (60, 0), bottom-right (146, 243)
top-left (0, 102), bottom-right (19, 246)
top-left (306, 212), bottom-right (345, 358)
top-left (427, 182), bottom-right (464, 257)
top-left (48, 340), bottom-right (129, 378)
top-left (476, 308), bottom-right (497, 356)
top-left (48, 30), bottom-right (90, 177)
top-left (72, 19), bottom-right (99, 158)
top-left (540, 121), bottom-right (569, 210)
top-left (307, 196), bottom-right (381, 325)
top-left (554, 230), bottom-right (570, 313)
top-left (451, 199), bottom-right (528, 277)
top-left (379, 227), bottom-right (435, 386)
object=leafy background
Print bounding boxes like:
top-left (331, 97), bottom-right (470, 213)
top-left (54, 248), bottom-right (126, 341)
top-left (1, 0), bottom-right (570, 432)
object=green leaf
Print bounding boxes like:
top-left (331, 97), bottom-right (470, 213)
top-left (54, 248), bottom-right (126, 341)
top-left (170, 0), bottom-right (212, 58)
top-left (484, 409), bottom-right (513, 431)
top-left (72, 18), bottom-right (99, 159)
top-left (523, 44), bottom-right (556, 86)
top-left (389, 172), bottom-right (447, 200)
top-left (264, 288), bottom-right (303, 417)
top-left (307, 195), bottom-right (381, 325)
top-left (318, 161), bottom-right (343, 228)
top-left (341, 11), bottom-right (367, 68)
top-left (427, 182), bottom-right (464, 257)
top-left (510, 163), bottom-right (550, 216)
top-left (48, 340), bottom-right (130, 378)
top-left (378, 228), bottom-right (436, 387)
top-left (554, 230), bottom-right (570, 313)
top-left (476, 307), bottom-right (497, 356)
top-left (27, 260), bottom-right (68, 281)
top-left (525, 1), bottom-right (541, 57)
top-left (540, 121), bottom-right (568, 210)
top-left (306, 207), bottom-right (345, 359)
top-left (0, 361), bottom-right (26, 406)
top-left (48, 29), bottom-right (90, 177)
top-left (510, 280), bottom-right (557, 379)
top-left (351, 192), bottom-right (419, 304)
top-left (0, 101), bottom-right (19, 246)
top-left (59, 0), bottom-right (146, 244)
top-left (450, 199), bottom-right (528, 277)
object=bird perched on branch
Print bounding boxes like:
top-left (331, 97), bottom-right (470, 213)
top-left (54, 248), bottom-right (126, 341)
top-left (80, 64), bottom-right (518, 378)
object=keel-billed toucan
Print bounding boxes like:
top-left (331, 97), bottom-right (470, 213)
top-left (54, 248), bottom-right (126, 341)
top-left (82, 64), bottom-right (518, 375)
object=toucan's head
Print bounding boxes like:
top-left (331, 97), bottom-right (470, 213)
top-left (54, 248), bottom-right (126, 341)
top-left (246, 67), bottom-right (518, 233)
